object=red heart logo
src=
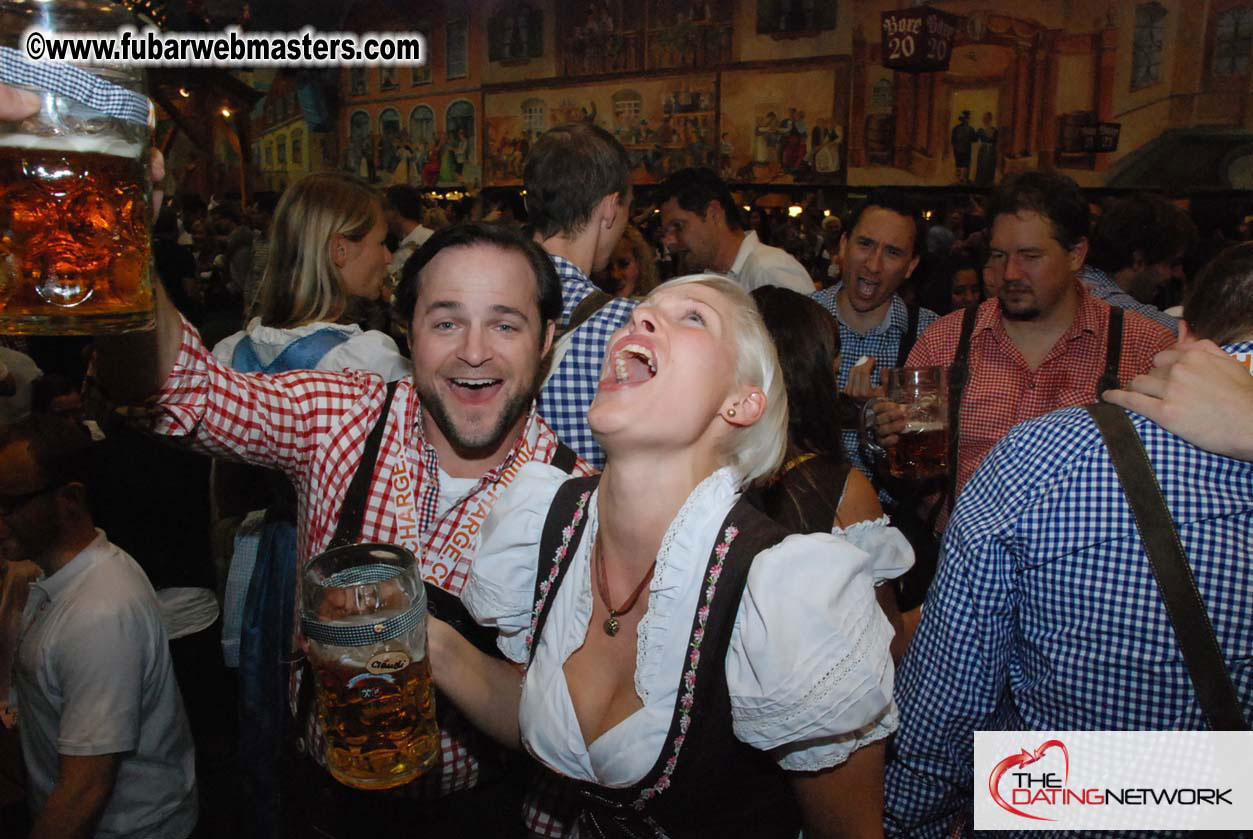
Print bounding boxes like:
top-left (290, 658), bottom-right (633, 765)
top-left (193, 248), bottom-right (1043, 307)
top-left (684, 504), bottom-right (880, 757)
top-left (988, 739), bottom-right (1069, 821)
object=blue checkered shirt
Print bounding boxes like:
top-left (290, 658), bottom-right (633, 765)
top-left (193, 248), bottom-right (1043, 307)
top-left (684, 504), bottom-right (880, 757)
top-left (538, 255), bottom-right (637, 468)
top-left (812, 285), bottom-right (938, 476)
top-left (884, 342), bottom-right (1253, 839)
top-left (1080, 264), bottom-right (1179, 335)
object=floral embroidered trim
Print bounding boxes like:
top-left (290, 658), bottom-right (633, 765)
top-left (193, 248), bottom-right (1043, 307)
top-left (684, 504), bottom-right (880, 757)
top-left (525, 490), bottom-right (591, 653)
top-left (634, 523), bottom-right (740, 808)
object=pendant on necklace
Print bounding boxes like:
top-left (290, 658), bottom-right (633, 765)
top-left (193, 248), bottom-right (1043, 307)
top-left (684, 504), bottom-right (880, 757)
top-left (603, 615), bottom-right (621, 636)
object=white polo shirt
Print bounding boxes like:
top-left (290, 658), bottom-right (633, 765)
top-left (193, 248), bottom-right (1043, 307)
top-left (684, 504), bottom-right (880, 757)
top-left (16, 531), bottom-right (198, 839)
top-left (726, 230), bottom-right (815, 295)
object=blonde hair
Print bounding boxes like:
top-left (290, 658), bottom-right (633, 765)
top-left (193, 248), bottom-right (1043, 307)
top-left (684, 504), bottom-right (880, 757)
top-left (646, 274), bottom-right (788, 485)
top-left (614, 226), bottom-right (660, 296)
top-left (257, 172), bottom-right (382, 328)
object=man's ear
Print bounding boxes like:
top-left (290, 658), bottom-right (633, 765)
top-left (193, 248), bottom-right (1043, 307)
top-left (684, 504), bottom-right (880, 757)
top-left (1067, 236), bottom-right (1089, 272)
top-left (597, 192), bottom-right (621, 230)
top-left (705, 199), bottom-right (724, 228)
top-left (905, 252), bottom-right (921, 279)
top-left (540, 319), bottom-right (555, 358)
top-left (1130, 249), bottom-right (1148, 271)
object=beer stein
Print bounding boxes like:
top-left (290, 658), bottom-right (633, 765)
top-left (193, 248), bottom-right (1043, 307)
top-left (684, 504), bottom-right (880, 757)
top-left (301, 543), bottom-right (440, 790)
top-left (0, 0), bottom-right (155, 334)
top-left (860, 366), bottom-right (950, 480)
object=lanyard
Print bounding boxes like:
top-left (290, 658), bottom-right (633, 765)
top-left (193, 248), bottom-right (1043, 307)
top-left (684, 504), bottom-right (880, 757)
top-left (388, 436), bottom-right (535, 591)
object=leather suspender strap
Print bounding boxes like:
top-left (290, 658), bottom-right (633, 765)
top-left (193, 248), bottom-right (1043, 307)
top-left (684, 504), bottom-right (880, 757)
top-left (1097, 307), bottom-right (1124, 399)
top-left (327, 380), bottom-right (400, 550)
top-left (549, 441), bottom-right (581, 475)
top-left (896, 304), bottom-right (921, 368)
top-left (1085, 402), bottom-right (1248, 730)
top-left (945, 305), bottom-right (979, 508)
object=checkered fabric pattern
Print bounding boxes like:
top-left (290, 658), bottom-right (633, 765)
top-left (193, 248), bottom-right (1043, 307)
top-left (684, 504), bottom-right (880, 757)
top-left (1080, 264), bottom-right (1179, 335)
top-left (0, 46), bottom-right (151, 125)
top-left (539, 254), bottom-right (638, 469)
top-left (906, 283), bottom-right (1176, 529)
top-left (142, 313), bottom-right (592, 798)
top-left (884, 349), bottom-right (1253, 838)
top-left (811, 285), bottom-right (938, 477)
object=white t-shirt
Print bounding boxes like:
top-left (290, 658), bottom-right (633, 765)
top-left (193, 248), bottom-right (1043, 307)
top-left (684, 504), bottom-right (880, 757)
top-left (726, 230), bottom-right (815, 295)
top-left (212, 319), bottom-right (409, 382)
top-left (436, 468), bottom-right (481, 520)
top-left (16, 532), bottom-right (198, 839)
top-left (463, 463), bottom-right (911, 785)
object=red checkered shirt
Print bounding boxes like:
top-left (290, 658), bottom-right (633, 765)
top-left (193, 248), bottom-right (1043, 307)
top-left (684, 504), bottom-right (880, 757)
top-left (907, 282), bottom-right (1175, 528)
top-left (143, 314), bottom-right (591, 799)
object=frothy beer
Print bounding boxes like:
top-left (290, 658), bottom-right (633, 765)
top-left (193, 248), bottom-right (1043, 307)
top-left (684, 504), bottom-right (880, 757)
top-left (889, 420), bottom-right (949, 480)
top-left (312, 642), bottom-right (440, 790)
top-left (0, 135), bottom-right (153, 334)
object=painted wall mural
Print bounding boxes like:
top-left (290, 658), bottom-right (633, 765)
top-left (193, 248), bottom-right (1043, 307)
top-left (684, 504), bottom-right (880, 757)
top-left (325, 0), bottom-right (1253, 193)
top-left (720, 65), bottom-right (849, 184)
top-left (485, 75), bottom-right (718, 185)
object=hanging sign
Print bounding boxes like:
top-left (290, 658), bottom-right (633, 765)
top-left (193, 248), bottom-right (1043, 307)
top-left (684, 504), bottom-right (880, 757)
top-left (881, 7), bottom-right (963, 73)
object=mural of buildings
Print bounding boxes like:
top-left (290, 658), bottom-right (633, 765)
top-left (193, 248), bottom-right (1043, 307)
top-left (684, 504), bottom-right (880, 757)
top-left (252, 75), bottom-right (313, 193)
top-left (247, 0), bottom-right (1253, 194)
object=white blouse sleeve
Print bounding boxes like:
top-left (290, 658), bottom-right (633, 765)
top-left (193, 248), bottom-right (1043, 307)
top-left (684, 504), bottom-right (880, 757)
top-left (832, 515), bottom-right (915, 586)
top-left (210, 330), bottom-right (245, 366)
top-left (320, 331), bottom-right (410, 382)
top-left (461, 460), bottom-right (571, 664)
top-left (726, 532), bottom-right (899, 772)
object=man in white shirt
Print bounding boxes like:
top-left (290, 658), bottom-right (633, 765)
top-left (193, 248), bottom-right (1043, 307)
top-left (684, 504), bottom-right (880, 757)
top-left (0, 415), bottom-right (197, 839)
top-left (658, 167), bottom-right (814, 294)
top-left (384, 184), bottom-right (433, 277)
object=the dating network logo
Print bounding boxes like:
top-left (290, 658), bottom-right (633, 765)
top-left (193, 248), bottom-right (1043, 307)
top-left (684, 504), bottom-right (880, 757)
top-left (986, 737), bottom-right (1233, 822)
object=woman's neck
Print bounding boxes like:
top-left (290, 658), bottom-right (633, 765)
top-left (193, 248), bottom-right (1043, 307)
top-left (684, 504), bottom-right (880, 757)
top-left (596, 449), bottom-right (723, 571)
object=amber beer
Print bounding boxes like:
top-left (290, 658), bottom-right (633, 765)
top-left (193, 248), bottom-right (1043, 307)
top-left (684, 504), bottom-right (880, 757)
top-left (888, 421), bottom-right (949, 480)
top-left (312, 643), bottom-right (440, 789)
top-left (0, 141), bottom-right (153, 334)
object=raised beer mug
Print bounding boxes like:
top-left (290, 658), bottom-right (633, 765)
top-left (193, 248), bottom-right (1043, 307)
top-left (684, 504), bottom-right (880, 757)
top-left (0, 0), bottom-right (155, 334)
top-left (301, 543), bottom-right (440, 790)
top-left (860, 365), bottom-right (950, 480)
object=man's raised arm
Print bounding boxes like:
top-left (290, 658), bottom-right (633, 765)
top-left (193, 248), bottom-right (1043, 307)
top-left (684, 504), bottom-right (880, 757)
top-left (93, 283), bottom-right (185, 403)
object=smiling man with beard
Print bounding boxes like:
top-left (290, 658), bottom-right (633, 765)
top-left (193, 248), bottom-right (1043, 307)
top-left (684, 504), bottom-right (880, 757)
top-left (93, 222), bottom-right (592, 837)
top-left (869, 170), bottom-right (1176, 530)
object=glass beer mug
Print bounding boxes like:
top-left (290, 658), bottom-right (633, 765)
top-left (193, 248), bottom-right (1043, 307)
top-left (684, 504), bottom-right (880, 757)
top-left (301, 544), bottom-right (440, 790)
top-left (0, 0), bottom-right (155, 334)
top-left (860, 366), bottom-right (950, 480)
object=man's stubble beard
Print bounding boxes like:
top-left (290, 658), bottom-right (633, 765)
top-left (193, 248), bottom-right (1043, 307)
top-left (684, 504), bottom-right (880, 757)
top-left (997, 294), bottom-right (1040, 322)
top-left (415, 362), bottom-right (543, 460)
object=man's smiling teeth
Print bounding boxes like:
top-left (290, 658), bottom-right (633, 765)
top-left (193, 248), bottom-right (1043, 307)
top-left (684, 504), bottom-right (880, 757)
top-left (452, 378), bottom-right (499, 389)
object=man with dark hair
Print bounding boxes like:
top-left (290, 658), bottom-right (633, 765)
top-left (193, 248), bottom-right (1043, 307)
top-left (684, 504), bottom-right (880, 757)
top-left (1082, 193), bottom-right (1196, 333)
top-left (871, 170), bottom-right (1176, 527)
top-left (1, 414), bottom-right (198, 839)
top-left (885, 244), bottom-right (1253, 839)
top-left (658, 167), bottom-right (813, 294)
top-left (93, 221), bottom-right (592, 837)
top-left (950, 111), bottom-right (975, 184)
top-left (384, 184), bottom-right (433, 277)
top-left (811, 192), bottom-right (936, 477)
top-left (526, 122), bottom-right (638, 467)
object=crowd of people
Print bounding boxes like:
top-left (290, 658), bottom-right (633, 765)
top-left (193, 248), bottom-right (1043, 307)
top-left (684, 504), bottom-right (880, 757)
top-left (1, 79), bottom-right (1251, 839)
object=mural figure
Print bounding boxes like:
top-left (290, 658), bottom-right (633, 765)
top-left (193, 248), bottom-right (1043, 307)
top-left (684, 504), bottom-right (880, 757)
top-left (813, 124), bottom-right (842, 174)
top-left (951, 110), bottom-right (975, 184)
top-left (975, 112), bottom-right (998, 188)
